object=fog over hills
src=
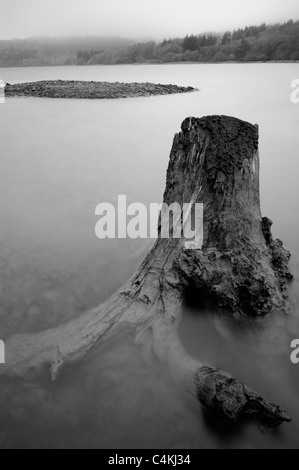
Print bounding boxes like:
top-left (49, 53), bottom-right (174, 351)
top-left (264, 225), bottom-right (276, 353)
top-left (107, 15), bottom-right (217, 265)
top-left (0, 20), bottom-right (298, 67)
top-left (1, 0), bottom-right (298, 39)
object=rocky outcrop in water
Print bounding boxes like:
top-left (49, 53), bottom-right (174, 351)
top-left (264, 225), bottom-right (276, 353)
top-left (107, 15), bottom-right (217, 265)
top-left (5, 80), bottom-right (197, 99)
top-left (196, 367), bottom-right (291, 428)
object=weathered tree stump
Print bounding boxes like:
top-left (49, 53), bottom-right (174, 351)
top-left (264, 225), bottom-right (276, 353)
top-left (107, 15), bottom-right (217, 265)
top-left (1, 116), bottom-right (292, 428)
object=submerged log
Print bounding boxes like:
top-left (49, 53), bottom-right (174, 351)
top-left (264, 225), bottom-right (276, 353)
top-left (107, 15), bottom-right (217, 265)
top-left (1, 115), bottom-right (292, 428)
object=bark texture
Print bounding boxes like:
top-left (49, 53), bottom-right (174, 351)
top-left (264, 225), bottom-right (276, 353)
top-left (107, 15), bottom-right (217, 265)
top-left (0, 115), bottom-right (292, 429)
top-left (159, 116), bottom-right (292, 317)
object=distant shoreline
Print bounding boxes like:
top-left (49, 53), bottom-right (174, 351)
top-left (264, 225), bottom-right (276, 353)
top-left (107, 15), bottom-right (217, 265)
top-left (5, 80), bottom-right (198, 99)
top-left (0, 60), bottom-right (298, 69)
top-left (1, 60), bottom-right (299, 69)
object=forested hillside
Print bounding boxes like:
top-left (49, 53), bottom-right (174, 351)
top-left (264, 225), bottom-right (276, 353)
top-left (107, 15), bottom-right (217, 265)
top-left (0, 37), bottom-right (134, 67)
top-left (0, 20), bottom-right (298, 67)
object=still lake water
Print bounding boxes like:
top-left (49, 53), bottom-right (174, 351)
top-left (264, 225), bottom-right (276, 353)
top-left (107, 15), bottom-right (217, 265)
top-left (0, 64), bottom-right (299, 448)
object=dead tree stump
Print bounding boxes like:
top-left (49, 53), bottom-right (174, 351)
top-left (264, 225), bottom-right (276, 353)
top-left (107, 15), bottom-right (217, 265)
top-left (1, 116), bottom-right (292, 428)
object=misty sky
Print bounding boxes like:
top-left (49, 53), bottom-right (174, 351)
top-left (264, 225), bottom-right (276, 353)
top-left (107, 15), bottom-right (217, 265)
top-left (0, 0), bottom-right (298, 40)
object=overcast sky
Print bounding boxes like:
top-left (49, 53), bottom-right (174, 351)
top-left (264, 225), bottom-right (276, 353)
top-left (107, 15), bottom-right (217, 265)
top-left (0, 0), bottom-right (298, 40)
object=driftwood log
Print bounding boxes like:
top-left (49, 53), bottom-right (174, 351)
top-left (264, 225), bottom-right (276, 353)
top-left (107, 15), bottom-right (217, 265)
top-left (1, 115), bottom-right (292, 428)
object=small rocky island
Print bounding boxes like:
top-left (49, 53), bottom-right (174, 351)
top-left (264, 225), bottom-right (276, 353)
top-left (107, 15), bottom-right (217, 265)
top-left (5, 80), bottom-right (197, 99)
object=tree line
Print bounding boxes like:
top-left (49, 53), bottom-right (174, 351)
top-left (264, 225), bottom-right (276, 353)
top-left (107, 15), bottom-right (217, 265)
top-left (77, 20), bottom-right (299, 65)
top-left (0, 20), bottom-right (298, 67)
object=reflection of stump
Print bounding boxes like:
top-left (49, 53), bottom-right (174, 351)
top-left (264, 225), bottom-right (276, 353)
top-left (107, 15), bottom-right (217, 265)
top-left (1, 116), bottom-right (292, 428)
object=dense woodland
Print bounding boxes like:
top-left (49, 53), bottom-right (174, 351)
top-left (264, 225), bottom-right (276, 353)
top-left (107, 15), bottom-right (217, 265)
top-left (0, 20), bottom-right (298, 67)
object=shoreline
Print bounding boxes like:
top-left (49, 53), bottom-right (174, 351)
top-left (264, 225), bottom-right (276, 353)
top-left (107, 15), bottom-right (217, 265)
top-left (0, 60), bottom-right (298, 70)
top-left (5, 80), bottom-right (198, 99)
